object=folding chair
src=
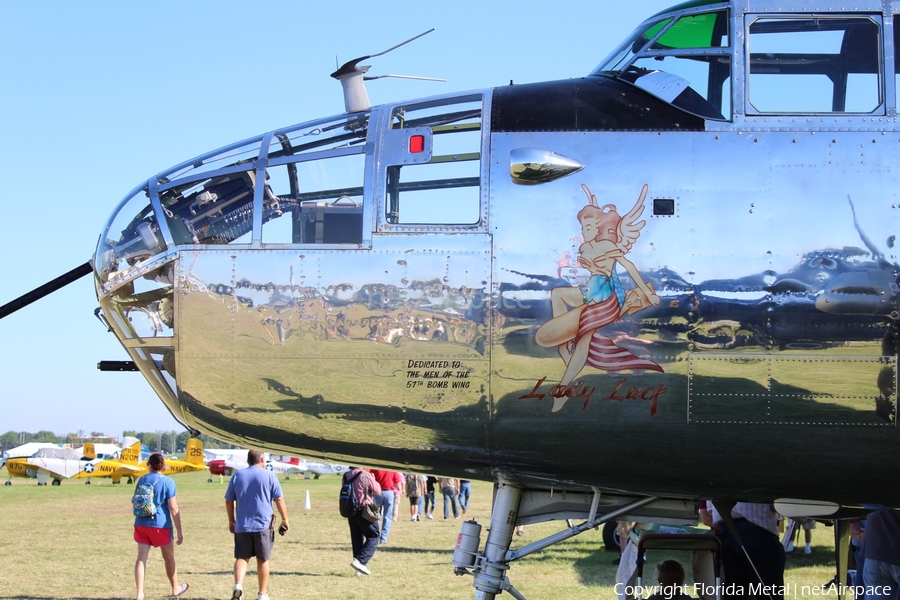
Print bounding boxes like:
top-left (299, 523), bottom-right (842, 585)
top-left (634, 533), bottom-right (722, 600)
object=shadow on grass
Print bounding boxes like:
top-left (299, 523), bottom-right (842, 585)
top-left (784, 545), bottom-right (842, 568)
top-left (178, 568), bottom-right (327, 577)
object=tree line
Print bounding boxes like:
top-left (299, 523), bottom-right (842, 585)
top-left (0, 430), bottom-right (235, 453)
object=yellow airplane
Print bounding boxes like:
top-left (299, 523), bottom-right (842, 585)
top-left (73, 438), bottom-right (205, 483)
top-left (71, 437), bottom-right (143, 484)
top-left (131, 438), bottom-right (207, 478)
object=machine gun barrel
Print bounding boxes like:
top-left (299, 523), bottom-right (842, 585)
top-left (0, 261), bottom-right (93, 319)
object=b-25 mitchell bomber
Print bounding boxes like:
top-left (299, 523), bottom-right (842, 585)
top-left (4, 0), bottom-right (900, 596)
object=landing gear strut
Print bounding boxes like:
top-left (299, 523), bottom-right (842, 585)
top-left (453, 483), bottom-right (665, 599)
top-left (454, 484), bottom-right (525, 599)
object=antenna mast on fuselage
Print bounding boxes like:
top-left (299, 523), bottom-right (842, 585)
top-left (330, 28), bottom-right (443, 113)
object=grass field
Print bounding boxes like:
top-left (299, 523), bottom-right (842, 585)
top-left (0, 469), bottom-right (845, 600)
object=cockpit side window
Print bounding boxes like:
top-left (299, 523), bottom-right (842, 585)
top-left (594, 9), bottom-right (732, 121)
top-left (262, 154), bottom-right (365, 244)
top-left (383, 95), bottom-right (483, 226)
top-left (747, 16), bottom-right (882, 114)
top-left (261, 116), bottom-right (369, 244)
top-left (146, 114), bottom-right (370, 248)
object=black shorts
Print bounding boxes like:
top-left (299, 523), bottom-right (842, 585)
top-left (234, 529), bottom-right (275, 561)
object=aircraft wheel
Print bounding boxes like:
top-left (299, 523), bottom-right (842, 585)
top-left (602, 520), bottom-right (620, 552)
top-left (52, 479), bottom-right (61, 486)
top-left (4, 480), bottom-right (11, 486)
top-left (208, 478), bottom-right (213, 483)
top-left (85, 480), bottom-right (91, 485)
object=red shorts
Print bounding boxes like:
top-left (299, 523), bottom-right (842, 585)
top-left (134, 526), bottom-right (172, 547)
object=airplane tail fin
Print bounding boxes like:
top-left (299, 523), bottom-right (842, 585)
top-left (82, 441), bottom-right (95, 459)
top-left (185, 438), bottom-right (205, 465)
top-left (120, 436), bottom-right (141, 465)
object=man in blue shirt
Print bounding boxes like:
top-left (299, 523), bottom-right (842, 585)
top-left (225, 450), bottom-right (289, 600)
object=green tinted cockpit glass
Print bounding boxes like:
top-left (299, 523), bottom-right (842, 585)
top-left (644, 20), bottom-right (670, 44)
top-left (652, 11), bottom-right (727, 49)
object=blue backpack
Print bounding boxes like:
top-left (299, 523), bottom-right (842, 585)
top-left (132, 476), bottom-right (161, 518)
top-left (338, 470), bottom-right (362, 518)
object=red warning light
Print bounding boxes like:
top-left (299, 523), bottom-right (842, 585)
top-left (409, 135), bottom-right (425, 153)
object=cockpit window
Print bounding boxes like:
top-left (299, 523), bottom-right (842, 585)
top-left (154, 114), bottom-right (369, 247)
top-left (652, 11), bottom-right (728, 49)
top-left (593, 9), bottom-right (731, 121)
top-left (97, 114), bottom-right (371, 286)
top-left (596, 19), bottom-right (672, 73)
top-left (747, 17), bottom-right (882, 114)
top-left (626, 54), bottom-right (731, 120)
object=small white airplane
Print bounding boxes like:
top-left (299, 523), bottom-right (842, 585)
top-left (6, 445), bottom-right (97, 486)
top-left (295, 458), bottom-right (348, 478)
top-left (202, 448), bottom-right (246, 464)
top-left (207, 454), bottom-right (293, 477)
top-left (208, 453), bottom-right (346, 479)
top-left (2, 442), bottom-right (61, 461)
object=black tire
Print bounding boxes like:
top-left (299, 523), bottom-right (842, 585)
top-left (51, 479), bottom-right (61, 486)
top-left (602, 521), bottom-right (620, 552)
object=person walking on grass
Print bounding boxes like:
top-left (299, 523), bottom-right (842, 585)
top-left (440, 476), bottom-right (461, 519)
top-left (343, 466), bottom-right (382, 575)
top-left (133, 453), bottom-right (188, 600)
top-left (225, 449), bottom-right (289, 600)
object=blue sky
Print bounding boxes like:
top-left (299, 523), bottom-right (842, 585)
top-left (0, 0), bottom-right (678, 438)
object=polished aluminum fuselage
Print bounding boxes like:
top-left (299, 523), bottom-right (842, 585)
top-left (96, 0), bottom-right (900, 507)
